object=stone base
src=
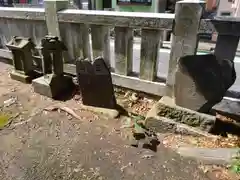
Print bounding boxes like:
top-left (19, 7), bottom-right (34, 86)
top-left (32, 74), bottom-right (74, 99)
top-left (145, 96), bottom-right (216, 134)
top-left (10, 70), bottom-right (41, 84)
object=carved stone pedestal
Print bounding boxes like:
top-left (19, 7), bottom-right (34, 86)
top-left (32, 35), bottom-right (74, 99)
top-left (32, 74), bottom-right (74, 99)
top-left (7, 36), bottom-right (41, 83)
top-left (10, 70), bottom-right (41, 84)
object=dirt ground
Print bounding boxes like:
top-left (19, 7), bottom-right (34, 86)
top-left (0, 62), bottom-right (233, 180)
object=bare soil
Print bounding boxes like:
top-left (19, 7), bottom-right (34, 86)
top-left (0, 61), bottom-right (236, 180)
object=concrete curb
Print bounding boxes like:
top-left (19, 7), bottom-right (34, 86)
top-left (177, 147), bottom-right (239, 165)
top-left (145, 96), bottom-right (216, 134)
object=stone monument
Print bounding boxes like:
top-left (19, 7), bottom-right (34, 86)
top-left (174, 54), bottom-right (236, 113)
top-left (32, 35), bottom-right (74, 99)
top-left (76, 57), bottom-right (117, 109)
top-left (6, 36), bottom-right (41, 83)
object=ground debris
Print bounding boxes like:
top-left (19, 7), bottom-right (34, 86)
top-left (115, 87), bottom-right (157, 116)
top-left (162, 134), bottom-right (240, 149)
top-left (200, 165), bottom-right (240, 180)
top-left (3, 97), bottom-right (17, 107)
top-left (44, 104), bottom-right (82, 121)
top-left (141, 154), bottom-right (154, 159)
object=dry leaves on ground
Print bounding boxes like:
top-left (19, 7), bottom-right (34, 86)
top-left (200, 165), bottom-right (240, 180)
top-left (162, 134), bottom-right (240, 149)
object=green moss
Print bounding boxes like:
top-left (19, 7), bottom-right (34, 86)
top-left (156, 104), bottom-right (204, 127)
top-left (230, 150), bottom-right (240, 174)
top-left (0, 114), bottom-right (10, 129)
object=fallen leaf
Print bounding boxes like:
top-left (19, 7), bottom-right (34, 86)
top-left (44, 105), bottom-right (82, 121)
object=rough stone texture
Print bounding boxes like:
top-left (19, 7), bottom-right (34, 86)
top-left (32, 74), bottom-right (74, 99)
top-left (10, 70), bottom-right (41, 84)
top-left (76, 57), bottom-right (117, 109)
top-left (145, 96), bottom-right (216, 133)
top-left (175, 54), bottom-right (236, 113)
top-left (166, 1), bottom-right (202, 97)
top-left (213, 98), bottom-right (240, 122)
top-left (145, 116), bottom-right (215, 137)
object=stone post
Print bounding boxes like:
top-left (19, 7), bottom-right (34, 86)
top-left (44, 0), bottom-right (68, 38)
top-left (166, 0), bottom-right (203, 99)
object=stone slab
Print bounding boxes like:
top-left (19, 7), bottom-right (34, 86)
top-left (145, 116), bottom-right (216, 137)
top-left (145, 96), bottom-right (216, 133)
top-left (32, 74), bottom-right (74, 99)
top-left (10, 70), bottom-right (41, 84)
top-left (177, 147), bottom-right (239, 165)
top-left (212, 97), bottom-right (240, 122)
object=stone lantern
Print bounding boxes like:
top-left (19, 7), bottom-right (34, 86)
top-left (6, 36), bottom-right (40, 83)
top-left (32, 35), bottom-right (74, 99)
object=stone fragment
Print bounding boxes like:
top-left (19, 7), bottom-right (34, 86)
top-left (175, 54), bottom-right (236, 113)
top-left (76, 57), bottom-right (117, 110)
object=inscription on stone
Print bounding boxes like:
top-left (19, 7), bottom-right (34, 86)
top-left (76, 57), bottom-right (116, 109)
top-left (175, 54), bottom-right (236, 113)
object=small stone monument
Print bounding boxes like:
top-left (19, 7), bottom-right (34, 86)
top-left (76, 57), bottom-right (117, 109)
top-left (32, 35), bottom-right (74, 99)
top-left (6, 36), bottom-right (40, 83)
top-left (174, 54), bottom-right (236, 113)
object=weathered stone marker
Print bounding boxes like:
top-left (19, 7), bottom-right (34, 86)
top-left (32, 35), bottom-right (74, 99)
top-left (76, 57), bottom-right (117, 109)
top-left (6, 36), bottom-right (41, 83)
top-left (174, 54), bottom-right (236, 113)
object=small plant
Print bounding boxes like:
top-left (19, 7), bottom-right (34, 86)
top-left (230, 149), bottom-right (240, 174)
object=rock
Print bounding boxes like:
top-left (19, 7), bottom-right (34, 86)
top-left (76, 57), bottom-right (117, 109)
top-left (175, 54), bottom-right (236, 113)
top-left (145, 96), bottom-right (216, 134)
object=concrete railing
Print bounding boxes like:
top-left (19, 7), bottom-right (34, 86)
top-left (0, 0), bottom-right (214, 98)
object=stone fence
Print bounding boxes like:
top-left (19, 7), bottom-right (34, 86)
top-left (0, 0), bottom-right (239, 106)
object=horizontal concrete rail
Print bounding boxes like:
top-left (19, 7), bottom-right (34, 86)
top-left (0, 7), bottom-right (45, 20)
top-left (57, 9), bottom-right (175, 30)
top-left (0, 7), bottom-right (215, 33)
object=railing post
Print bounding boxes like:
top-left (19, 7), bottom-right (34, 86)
top-left (44, 0), bottom-right (68, 38)
top-left (166, 0), bottom-right (203, 98)
top-left (44, 0), bottom-right (70, 62)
